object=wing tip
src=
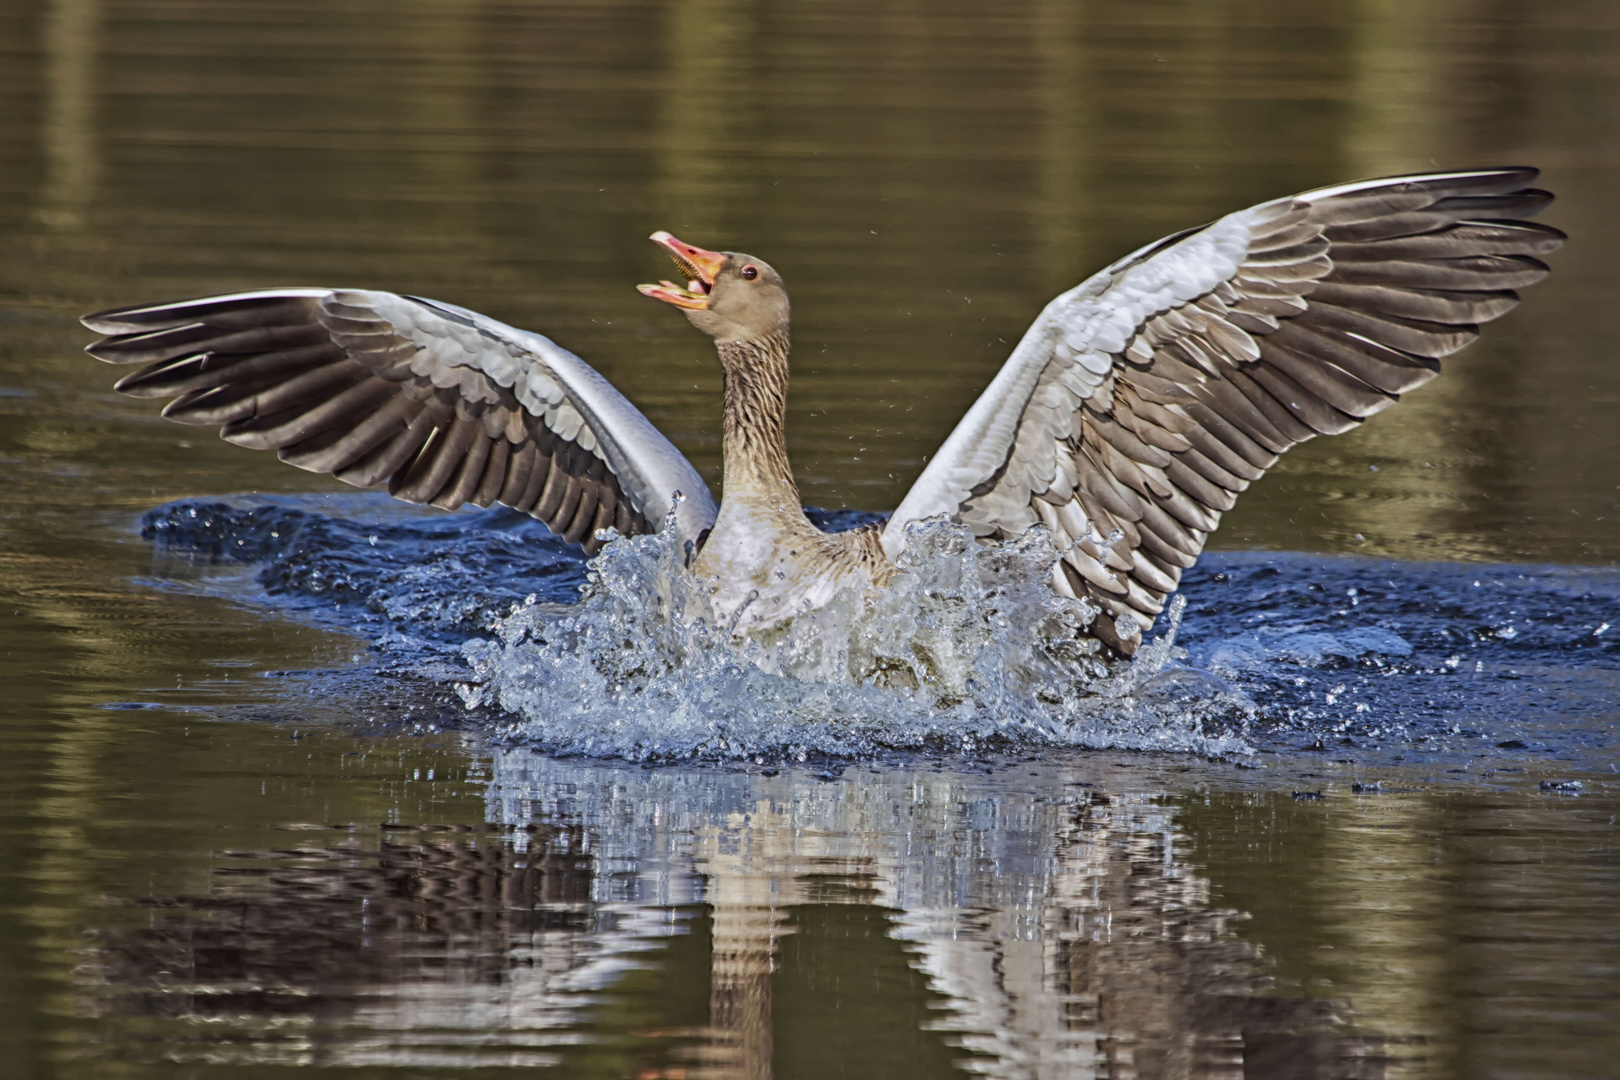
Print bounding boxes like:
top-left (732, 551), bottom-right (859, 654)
top-left (81, 288), bottom-right (332, 335)
top-left (1296, 166), bottom-right (1546, 205)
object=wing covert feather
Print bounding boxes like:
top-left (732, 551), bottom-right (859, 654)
top-left (885, 168), bottom-right (1562, 654)
top-left (84, 289), bottom-right (717, 554)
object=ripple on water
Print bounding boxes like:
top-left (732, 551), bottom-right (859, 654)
top-left (136, 495), bottom-right (1620, 768)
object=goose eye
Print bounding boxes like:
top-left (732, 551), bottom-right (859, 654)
top-left (741, 265), bottom-right (759, 281)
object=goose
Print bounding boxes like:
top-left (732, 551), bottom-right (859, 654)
top-left (83, 168), bottom-right (1562, 654)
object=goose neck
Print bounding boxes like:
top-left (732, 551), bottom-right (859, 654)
top-left (716, 330), bottom-right (803, 512)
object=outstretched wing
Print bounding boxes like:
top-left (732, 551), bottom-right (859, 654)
top-left (884, 169), bottom-right (1563, 654)
top-left (83, 289), bottom-right (717, 554)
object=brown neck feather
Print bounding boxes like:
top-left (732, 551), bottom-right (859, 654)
top-left (716, 329), bottom-right (803, 511)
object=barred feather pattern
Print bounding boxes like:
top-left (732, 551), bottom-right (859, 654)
top-left (83, 289), bottom-right (718, 554)
top-left (886, 168), bottom-right (1563, 653)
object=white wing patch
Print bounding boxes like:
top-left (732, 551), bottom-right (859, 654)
top-left (885, 169), bottom-right (1559, 653)
top-left (86, 285), bottom-right (718, 553)
top-left (887, 210), bottom-right (1261, 547)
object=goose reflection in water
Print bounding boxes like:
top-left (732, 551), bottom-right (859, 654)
top-left (83, 757), bottom-right (1396, 1078)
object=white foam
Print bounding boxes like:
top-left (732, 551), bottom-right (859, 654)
top-left (458, 518), bottom-right (1252, 761)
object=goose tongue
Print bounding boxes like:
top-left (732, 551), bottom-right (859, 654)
top-left (637, 231), bottom-right (726, 310)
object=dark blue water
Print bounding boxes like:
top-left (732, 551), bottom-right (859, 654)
top-left (135, 495), bottom-right (1620, 773)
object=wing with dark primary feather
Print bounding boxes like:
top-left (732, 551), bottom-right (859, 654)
top-left (884, 169), bottom-right (1563, 654)
top-left (83, 289), bottom-right (717, 554)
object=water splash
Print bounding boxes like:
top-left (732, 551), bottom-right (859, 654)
top-left (459, 517), bottom-right (1252, 761)
top-left (134, 495), bottom-right (1619, 768)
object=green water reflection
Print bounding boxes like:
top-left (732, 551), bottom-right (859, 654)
top-left (4, 0), bottom-right (1618, 562)
top-left (1, 0), bottom-right (1617, 1077)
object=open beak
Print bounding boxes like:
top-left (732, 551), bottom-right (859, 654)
top-left (637, 231), bottom-right (727, 310)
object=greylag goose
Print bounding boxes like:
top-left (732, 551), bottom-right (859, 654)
top-left (83, 168), bottom-right (1562, 654)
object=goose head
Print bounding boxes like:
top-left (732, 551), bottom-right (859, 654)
top-left (638, 231), bottom-right (790, 345)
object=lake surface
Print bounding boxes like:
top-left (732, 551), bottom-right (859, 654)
top-left (1, 0), bottom-right (1617, 1077)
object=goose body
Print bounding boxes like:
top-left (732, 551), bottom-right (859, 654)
top-left (84, 169), bottom-right (1562, 653)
